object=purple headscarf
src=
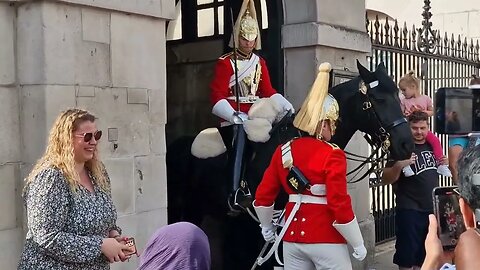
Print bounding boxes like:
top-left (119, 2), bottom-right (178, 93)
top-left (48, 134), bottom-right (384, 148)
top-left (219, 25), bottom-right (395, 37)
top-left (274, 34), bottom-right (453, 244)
top-left (138, 222), bottom-right (211, 270)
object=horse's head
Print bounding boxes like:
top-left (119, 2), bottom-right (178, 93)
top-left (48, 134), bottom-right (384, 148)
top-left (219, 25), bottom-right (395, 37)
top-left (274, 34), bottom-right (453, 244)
top-left (331, 61), bottom-right (414, 160)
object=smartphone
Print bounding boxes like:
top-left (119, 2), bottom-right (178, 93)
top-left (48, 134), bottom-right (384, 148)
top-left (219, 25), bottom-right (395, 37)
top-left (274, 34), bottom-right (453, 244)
top-left (434, 87), bottom-right (480, 134)
top-left (432, 186), bottom-right (466, 250)
top-left (122, 237), bottom-right (138, 257)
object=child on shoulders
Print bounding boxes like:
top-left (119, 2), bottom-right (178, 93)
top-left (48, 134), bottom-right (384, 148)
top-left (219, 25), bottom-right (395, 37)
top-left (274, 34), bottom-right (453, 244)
top-left (398, 71), bottom-right (452, 177)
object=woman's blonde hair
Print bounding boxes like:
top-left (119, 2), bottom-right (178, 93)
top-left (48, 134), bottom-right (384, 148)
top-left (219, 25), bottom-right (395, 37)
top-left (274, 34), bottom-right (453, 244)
top-left (399, 70), bottom-right (420, 92)
top-left (25, 108), bottom-right (108, 192)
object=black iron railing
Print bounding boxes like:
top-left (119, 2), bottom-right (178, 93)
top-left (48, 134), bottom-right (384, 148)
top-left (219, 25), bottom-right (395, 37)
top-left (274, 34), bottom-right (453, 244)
top-left (367, 0), bottom-right (480, 244)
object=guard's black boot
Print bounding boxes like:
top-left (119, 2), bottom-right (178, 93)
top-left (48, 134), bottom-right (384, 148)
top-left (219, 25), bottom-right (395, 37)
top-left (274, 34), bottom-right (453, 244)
top-left (227, 183), bottom-right (253, 216)
top-left (219, 124), bottom-right (253, 216)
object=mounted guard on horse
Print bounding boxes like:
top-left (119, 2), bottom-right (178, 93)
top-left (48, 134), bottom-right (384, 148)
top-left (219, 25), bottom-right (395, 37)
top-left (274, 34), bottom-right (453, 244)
top-left (196, 0), bottom-right (294, 215)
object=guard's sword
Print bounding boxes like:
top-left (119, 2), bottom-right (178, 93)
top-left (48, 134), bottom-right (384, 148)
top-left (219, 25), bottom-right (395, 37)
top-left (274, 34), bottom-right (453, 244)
top-left (229, 7), bottom-right (241, 112)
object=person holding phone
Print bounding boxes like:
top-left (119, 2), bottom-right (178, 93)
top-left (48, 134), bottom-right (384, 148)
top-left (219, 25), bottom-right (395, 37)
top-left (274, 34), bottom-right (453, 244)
top-left (18, 109), bottom-right (132, 270)
top-left (421, 145), bottom-right (480, 270)
top-left (382, 111), bottom-right (443, 270)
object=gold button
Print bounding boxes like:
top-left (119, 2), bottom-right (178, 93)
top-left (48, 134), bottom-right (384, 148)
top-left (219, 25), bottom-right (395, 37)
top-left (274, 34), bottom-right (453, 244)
top-left (302, 218), bottom-right (306, 222)
top-left (301, 231), bottom-right (305, 236)
top-left (290, 231), bottom-right (294, 235)
top-left (293, 218), bottom-right (297, 221)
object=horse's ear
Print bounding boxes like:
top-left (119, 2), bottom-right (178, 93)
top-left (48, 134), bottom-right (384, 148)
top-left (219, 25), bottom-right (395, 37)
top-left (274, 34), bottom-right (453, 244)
top-left (356, 59), bottom-right (375, 83)
top-left (375, 62), bottom-right (388, 75)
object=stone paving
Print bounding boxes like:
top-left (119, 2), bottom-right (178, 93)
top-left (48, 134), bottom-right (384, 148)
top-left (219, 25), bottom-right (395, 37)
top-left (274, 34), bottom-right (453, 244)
top-left (371, 240), bottom-right (397, 270)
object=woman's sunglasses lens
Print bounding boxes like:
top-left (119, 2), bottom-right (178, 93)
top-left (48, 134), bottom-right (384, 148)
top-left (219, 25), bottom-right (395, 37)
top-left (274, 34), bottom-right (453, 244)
top-left (84, 133), bottom-right (93, 142)
top-left (94, 131), bottom-right (102, 141)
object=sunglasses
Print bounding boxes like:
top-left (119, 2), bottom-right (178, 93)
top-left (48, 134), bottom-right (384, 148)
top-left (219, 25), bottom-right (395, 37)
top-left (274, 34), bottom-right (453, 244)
top-left (75, 130), bottom-right (102, 142)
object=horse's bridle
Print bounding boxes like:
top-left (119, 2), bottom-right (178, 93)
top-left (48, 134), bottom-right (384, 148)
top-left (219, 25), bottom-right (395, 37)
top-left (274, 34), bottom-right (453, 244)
top-left (344, 80), bottom-right (407, 184)
top-left (359, 80), bottom-right (407, 153)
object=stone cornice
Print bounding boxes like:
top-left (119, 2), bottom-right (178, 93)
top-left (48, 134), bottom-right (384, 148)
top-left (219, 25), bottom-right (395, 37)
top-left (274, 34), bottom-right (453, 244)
top-left (282, 22), bottom-right (371, 53)
top-left (1, 0), bottom-right (175, 19)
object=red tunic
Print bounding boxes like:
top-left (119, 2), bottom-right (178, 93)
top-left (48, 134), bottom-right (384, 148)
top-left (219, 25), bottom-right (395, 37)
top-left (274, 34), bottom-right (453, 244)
top-left (255, 137), bottom-right (355, 244)
top-left (210, 52), bottom-right (277, 114)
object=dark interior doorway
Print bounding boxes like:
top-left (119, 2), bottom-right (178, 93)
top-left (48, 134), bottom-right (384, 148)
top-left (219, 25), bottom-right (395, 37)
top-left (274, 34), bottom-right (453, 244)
top-left (165, 0), bottom-right (284, 146)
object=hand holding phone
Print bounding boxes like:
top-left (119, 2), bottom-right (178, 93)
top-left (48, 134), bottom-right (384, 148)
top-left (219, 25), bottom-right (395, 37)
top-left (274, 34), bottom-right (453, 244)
top-left (432, 186), bottom-right (466, 250)
top-left (117, 237), bottom-right (138, 257)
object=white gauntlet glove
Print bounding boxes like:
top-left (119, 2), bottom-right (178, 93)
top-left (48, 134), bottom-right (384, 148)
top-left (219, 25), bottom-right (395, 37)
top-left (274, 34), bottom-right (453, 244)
top-left (253, 201), bottom-right (276, 243)
top-left (333, 216), bottom-right (367, 261)
top-left (231, 111), bottom-right (248, 124)
top-left (352, 244), bottom-right (367, 261)
top-left (270, 93), bottom-right (295, 114)
top-left (261, 225), bottom-right (276, 243)
top-left (212, 99), bottom-right (248, 124)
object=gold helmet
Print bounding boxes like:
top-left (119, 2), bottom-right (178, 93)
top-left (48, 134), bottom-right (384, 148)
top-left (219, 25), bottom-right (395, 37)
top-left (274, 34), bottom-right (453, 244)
top-left (293, 62), bottom-right (339, 137)
top-left (229, 0), bottom-right (261, 50)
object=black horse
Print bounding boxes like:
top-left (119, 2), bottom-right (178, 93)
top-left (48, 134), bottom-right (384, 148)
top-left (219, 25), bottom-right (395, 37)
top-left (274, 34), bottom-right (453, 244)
top-left (166, 61), bottom-right (414, 270)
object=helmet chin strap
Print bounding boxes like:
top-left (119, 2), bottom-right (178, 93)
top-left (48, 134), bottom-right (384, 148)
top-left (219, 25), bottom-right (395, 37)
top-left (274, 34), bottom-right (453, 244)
top-left (315, 120), bottom-right (326, 140)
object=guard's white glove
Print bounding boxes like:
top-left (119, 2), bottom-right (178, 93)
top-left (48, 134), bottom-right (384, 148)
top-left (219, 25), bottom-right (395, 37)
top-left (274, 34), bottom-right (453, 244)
top-left (270, 93), bottom-right (295, 114)
top-left (333, 216), bottom-right (367, 261)
top-left (212, 99), bottom-right (250, 124)
top-left (352, 244), bottom-right (367, 261)
top-left (253, 201), bottom-right (276, 243)
top-left (231, 111), bottom-right (248, 124)
top-left (261, 224), bottom-right (276, 243)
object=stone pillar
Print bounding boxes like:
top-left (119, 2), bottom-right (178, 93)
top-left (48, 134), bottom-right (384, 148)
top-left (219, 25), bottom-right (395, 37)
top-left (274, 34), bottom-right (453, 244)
top-left (1, 0), bottom-right (174, 269)
top-left (282, 0), bottom-right (374, 269)
top-left (0, 2), bottom-right (23, 270)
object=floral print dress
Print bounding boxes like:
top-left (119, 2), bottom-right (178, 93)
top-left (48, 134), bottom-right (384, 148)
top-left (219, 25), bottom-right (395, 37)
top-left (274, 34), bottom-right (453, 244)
top-left (18, 167), bottom-right (121, 270)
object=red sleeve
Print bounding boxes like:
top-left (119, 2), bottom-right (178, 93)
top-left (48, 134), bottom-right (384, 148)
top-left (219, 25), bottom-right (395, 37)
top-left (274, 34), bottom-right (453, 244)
top-left (255, 146), bottom-right (283, 206)
top-left (258, 57), bottom-right (277, 98)
top-left (210, 58), bottom-right (233, 106)
top-left (324, 149), bottom-right (355, 223)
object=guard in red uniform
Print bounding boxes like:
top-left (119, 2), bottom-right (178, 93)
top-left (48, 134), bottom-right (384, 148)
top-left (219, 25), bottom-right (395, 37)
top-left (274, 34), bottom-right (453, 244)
top-left (210, 0), bottom-right (293, 214)
top-left (253, 63), bottom-right (367, 269)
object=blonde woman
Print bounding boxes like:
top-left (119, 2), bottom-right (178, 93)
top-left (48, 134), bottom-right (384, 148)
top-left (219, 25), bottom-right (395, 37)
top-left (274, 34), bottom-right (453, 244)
top-left (18, 109), bottom-right (131, 270)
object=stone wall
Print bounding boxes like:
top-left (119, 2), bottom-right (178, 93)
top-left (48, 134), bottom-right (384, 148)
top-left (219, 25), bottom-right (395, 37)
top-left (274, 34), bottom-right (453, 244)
top-left (0, 3), bottom-right (23, 269)
top-left (0, 1), bottom-right (173, 269)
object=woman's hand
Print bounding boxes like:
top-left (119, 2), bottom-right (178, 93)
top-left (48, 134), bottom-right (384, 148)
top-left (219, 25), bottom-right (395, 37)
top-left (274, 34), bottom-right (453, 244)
top-left (101, 238), bottom-right (130, 263)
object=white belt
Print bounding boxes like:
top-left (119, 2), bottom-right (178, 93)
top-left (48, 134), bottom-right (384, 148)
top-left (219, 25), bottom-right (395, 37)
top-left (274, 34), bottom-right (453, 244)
top-left (255, 193), bottom-right (327, 266)
top-left (226, 96), bottom-right (259, 104)
top-left (289, 194), bottom-right (327, 204)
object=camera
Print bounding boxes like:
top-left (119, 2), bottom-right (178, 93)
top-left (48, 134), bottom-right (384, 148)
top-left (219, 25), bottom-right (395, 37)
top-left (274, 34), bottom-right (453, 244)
top-left (434, 87), bottom-right (480, 134)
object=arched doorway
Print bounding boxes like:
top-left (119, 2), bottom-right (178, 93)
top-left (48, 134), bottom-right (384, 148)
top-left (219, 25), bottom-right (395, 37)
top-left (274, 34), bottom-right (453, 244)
top-left (165, 0), bottom-right (284, 146)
